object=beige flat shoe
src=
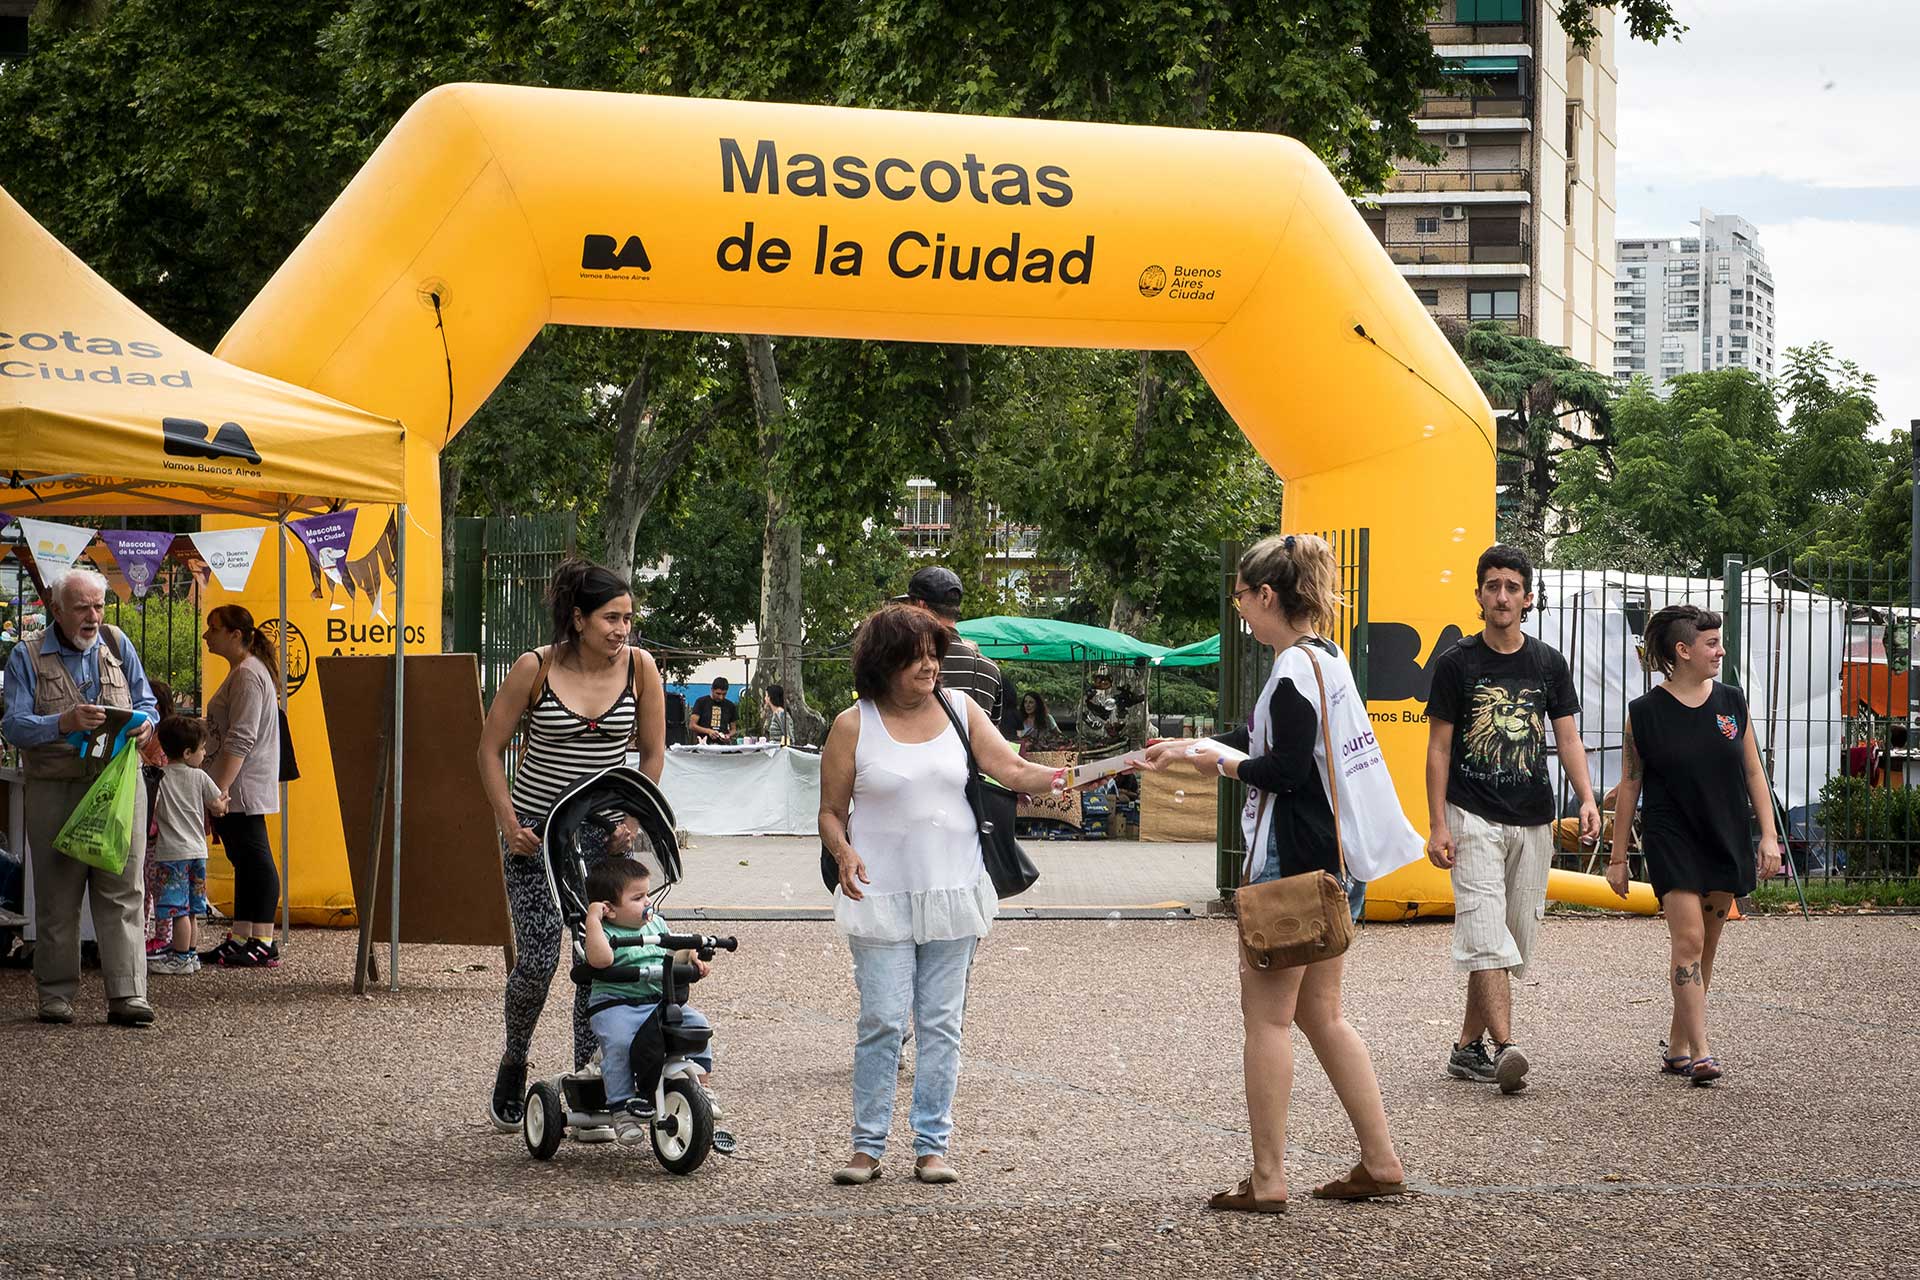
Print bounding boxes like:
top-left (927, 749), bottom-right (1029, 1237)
top-left (832, 1161), bottom-right (884, 1185)
top-left (914, 1160), bottom-right (960, 1185)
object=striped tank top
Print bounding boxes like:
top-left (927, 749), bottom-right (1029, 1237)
top-left (508, 649), bottom-right (639, 820)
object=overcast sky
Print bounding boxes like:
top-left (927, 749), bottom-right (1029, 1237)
top-left (1613, 0), bottom-right (1919, 432)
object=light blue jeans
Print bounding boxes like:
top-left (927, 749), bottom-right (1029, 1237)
top-left (589, 1003), bottom-right (713, 1106)
top-left (848, 935), bottom-right (978, 1159)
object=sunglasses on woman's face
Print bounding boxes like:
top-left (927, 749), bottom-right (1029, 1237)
top-left (1230, 584), bottom-right (1262, 611)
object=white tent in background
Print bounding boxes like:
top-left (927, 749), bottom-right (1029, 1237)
top-left (1525, 569), bottom-right (1846, 828)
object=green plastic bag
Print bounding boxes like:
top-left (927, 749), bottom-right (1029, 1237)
top-left (53, 740), bottom-right (139, 875)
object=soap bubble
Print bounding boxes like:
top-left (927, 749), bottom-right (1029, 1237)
top-left (1173, 790), bottom-right (1186, 804)
top-left (1451, 527), bottom-right (1467, 542)
top-left (1105, 910), bottom-right (1122, 930)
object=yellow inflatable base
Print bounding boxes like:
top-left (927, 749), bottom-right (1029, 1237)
top-left (1361, 860), bottom-right (1658, 920)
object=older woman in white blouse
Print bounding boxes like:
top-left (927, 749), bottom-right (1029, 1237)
top-left (819, 604), bottom-right (1064, 1187)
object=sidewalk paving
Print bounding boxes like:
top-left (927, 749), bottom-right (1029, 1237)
top-left (4, 913), bottom-right (1917, 1277)
top-left (672, 835), bottom-right (1222, 916)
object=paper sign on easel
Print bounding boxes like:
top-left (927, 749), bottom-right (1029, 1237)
top-left (189, 526), bottom-right (266, 592)
top-left (15, 517), bottom-right (96, 583)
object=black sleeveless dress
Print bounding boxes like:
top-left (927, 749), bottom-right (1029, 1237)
top-left (1627, 682), bottom-right (1757, 899)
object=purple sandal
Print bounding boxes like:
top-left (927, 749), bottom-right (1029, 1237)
top-left (1690, 1055), bottom-right (1724, 1086)
top-left (1659, 1040), bottom-right (1693, 1076)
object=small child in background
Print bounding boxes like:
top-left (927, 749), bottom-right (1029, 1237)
top-left (142, 681), bottom-right (176, 956)
top-left (147, 715), bottom-right (228, 976)
top-left (582, 858), bottom-right (716, 1142)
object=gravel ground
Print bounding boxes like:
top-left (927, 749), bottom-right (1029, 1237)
top-left (3, 914), bottom-right (1917, 1277)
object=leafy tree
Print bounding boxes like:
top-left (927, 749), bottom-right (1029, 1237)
top-left (0, 0), bottom-right (359, 347)
top-left (1775, 342), bottom-right (1884, 552)
top-left (627, 415), bottom-right (766, 682)
top-left (1446, 321), bottom-right (1614, 556)
top-left (1556, 0), bottom-right (1687, 51)
top-left (1553, 371), bottom-right (1779, 575)
top-left (982, 347), bottom-right (1283, 631)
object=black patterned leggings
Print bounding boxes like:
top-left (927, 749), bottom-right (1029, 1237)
top-left (499, 814), bottom-right (605, 1071)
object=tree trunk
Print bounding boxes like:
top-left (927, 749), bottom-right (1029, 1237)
top-left (1105, 352), bottom-right (1163, 635)
top-left (938, 345), bottom-right (990, 594)
top-left (1527, 410), bottom-right (1556, 540)
top-left (602, 361), bottom-right (717, 585)
top-left (439, 451), bottom-right (462, 648)
top-left (744, 334), bottom-right (825, 744)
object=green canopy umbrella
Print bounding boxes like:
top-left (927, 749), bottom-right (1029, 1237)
top-left (955, 616), bottom-right (1169, 664)
top-left (1152, 633), bottom-right (1221, 667)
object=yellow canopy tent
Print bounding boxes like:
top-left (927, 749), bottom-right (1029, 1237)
top-left (0, 183), bottom-right (419, 959)
top-left (0, 185), bottom-right (406, 516)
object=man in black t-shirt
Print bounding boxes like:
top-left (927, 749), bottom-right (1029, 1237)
top-left (689, 677), bottom-right (738, 744)
top-left (1425, 545), bottom-right (1598, 1095)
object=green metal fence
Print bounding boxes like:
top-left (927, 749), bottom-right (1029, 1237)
top-left (1730, 552), bottom-right (1915, 884)
top-left (1526, 555), bottom-right (1913, 890)
top-left (451, 514), bottom-right (577, 704)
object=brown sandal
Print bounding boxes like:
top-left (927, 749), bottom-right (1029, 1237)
top-left (1310, 1163), bottom-right (1408, 1201)
top-left (1207, 1177), bottom-right (1288, 1214)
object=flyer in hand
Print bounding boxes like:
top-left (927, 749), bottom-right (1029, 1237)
top-left (1065, 749), bottom-right (1149, 791)
top-left (65, 707), bottom-right (147, 763)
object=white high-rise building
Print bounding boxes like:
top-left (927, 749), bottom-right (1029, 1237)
top-left (1362, 0), bottom-right (1618, 376)
top-left (1613, 209), bottom-right (1776, 391)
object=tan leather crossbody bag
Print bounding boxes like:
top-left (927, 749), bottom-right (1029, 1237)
top-left (1236, 643), bottom-right (1354, 971)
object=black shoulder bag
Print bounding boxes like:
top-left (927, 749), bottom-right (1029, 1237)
top-left (934, 689), bottom-right (1040, 900)
top-left (819, 693), bottom-right (1041, 900)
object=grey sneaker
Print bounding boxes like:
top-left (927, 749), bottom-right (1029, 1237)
top-left (37, 994), bottom-right (75, 1024)
top-left (1446, 1038), bottom-right (1497, 1082)
top-left (575, 1125), bottom-right (617, 1144)
top-left (148, 950), bottom-right (199, 976)
top-left (613, 1116), bottom-right (649, 1144)
top-left (1493, 1043), bottom-right (1530, 1094)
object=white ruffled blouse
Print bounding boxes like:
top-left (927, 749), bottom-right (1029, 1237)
top-left (834, 691), bottom-right (995, 943)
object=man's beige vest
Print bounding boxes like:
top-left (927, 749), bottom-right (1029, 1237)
top-left (24, 624), bottom-right (132, 781)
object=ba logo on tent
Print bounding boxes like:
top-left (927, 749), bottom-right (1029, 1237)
top-left (581, 234), bottom-right (652, 273)
top-left (162, 417), bottom-right (260, 465)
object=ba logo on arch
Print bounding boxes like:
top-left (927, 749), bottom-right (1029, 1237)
top-left (580, 234), bottom-right (653, 276)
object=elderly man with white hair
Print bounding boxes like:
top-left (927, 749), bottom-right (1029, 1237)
top-left (1, 567), bottom-right (159, 1026)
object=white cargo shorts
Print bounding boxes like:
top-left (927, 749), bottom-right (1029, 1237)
top-left (1448, 803), bottom-right (1553, 979)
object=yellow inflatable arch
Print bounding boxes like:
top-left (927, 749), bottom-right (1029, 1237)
top-left (210, 84), bottom-right (1651, 920)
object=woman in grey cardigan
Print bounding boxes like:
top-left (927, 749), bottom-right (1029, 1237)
top-left (199, 605), bottom-right (283, 968)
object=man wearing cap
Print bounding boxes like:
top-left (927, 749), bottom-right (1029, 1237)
top-left (897, 565), bottom-right (1004, 724)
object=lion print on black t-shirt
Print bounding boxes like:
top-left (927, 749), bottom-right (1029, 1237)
top-left (1460, 681), bottom-right (1546, 781)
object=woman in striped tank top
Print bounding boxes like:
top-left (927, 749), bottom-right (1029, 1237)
top-left (477, 559), bottom-right (665, 1132)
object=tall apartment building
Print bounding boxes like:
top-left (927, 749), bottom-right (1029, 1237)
top-left (1613, 209), bottom-right (1776, 391)
top-left (1362, 0), bottom-right (1617, 375)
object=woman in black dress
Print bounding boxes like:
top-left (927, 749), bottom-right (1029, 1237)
top-left (1607, 605), bottom-right (1780, 1085)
